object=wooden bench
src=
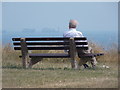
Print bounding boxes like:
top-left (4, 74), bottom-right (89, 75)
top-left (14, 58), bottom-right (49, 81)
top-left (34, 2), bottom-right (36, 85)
top-left (12, 37), bottom-right (104, 68)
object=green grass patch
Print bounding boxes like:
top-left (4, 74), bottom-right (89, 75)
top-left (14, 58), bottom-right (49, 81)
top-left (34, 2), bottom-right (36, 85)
top-left (2, 62), bottom-right (118, 88)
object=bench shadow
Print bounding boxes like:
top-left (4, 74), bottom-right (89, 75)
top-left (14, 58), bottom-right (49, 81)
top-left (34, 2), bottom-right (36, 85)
top-left (2, 66), bottom-right (75, 70)
top-left (2, 65), bottom-right (106, 71)
top-left (2, 65), bottom-right (23, 69)
top-left (2, 64), bottom-right (64, 70)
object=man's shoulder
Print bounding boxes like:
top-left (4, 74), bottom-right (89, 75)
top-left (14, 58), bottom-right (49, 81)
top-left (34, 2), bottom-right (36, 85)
top-left (63, 31), bottom-right (69, 37)
top-left (64, 30), bottom-right (82, 33)
top-left (76, 30), bottom-right (82, 34)
top-left (75, 31), bottom-right (83, 36)
top-left (63, 29), bottom-right (83, 37)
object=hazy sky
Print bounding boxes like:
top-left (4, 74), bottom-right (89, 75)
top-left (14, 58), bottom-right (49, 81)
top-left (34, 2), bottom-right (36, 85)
top-left (2, 2), bottom-right (118, 33)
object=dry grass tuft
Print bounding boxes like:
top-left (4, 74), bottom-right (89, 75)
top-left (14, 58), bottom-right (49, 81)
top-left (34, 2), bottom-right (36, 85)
top-left (2, 43), bottom-right (21, 67)
top-left (2, 41), bottom-right (118, 68)
top-left (88, 41), bottom-right (118, 63)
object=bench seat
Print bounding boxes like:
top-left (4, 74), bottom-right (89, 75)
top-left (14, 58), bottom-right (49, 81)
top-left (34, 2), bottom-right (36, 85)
top-left (29, 53), bottom-right (70, 58)
top-left (79, 53), bottom-right (104, 58)
top-left (19, 53), bottom-right (104, 58)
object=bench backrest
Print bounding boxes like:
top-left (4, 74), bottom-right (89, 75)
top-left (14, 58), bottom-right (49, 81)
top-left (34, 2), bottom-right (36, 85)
top-left (12, 37), bottom-right (88, 68)
top-left (12, 37), bottom-right (88, 51)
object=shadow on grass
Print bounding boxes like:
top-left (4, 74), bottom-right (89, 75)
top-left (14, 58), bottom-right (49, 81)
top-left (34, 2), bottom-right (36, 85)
top-left (2, 65), bottom-right (72, 70)
top-left (2, 64), bottom-right (108, 71)
top-left (2, 64), bottom-right (23, 69)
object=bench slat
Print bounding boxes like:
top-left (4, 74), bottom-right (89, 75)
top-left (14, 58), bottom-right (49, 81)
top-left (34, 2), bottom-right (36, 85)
top-left (14, 46), bottom-right (88, 50)
top-left (12, 37), bottom-right (87, 41)
top-left (28, 53), bottom-right (70, 58)
top-left (13, 42), bottom-right (88, 46)
top-left (19, 53), bottom-right (104, 58)
top-left (14, 46), bottom-right (69, 50)
top-left (79, 53), bottom-right (104, 58)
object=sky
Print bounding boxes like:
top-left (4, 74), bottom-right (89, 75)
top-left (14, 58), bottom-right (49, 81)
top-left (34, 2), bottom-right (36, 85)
top-left (2, 2), bottom-right (117, 31)
top-left (2, 2), bottom-right (118, 46)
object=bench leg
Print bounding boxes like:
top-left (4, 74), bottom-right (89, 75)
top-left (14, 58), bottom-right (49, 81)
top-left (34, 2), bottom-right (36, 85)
top-left (28, 57), bottom-right (43, 68)
top-left (21, 55), bottom-right (29, 69)
top-left (70, 59), bottom-right (75, 69)
top-left (71, 59), bottom-right (79, 69)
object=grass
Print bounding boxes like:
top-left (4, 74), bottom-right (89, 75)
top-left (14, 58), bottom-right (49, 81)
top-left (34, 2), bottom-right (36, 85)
top-left (2, 61), bottom-right (118, 88)
top-left (1, 42), bottom-right (119, 88)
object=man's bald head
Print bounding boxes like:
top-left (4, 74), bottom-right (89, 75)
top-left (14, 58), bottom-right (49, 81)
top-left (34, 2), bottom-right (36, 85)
top-left (69, 20), bottom-right (78, 28)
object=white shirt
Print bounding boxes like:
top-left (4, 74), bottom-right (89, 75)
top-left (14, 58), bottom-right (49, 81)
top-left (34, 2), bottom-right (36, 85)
top-left (63, 28), bottom-right (83, 38)
top-left (63, 28), bottom-right (88, 49)
top-left (63, 28), bottom-right (95, 59)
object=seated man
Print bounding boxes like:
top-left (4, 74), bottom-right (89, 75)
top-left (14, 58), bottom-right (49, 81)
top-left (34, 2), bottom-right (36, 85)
top-left (63, 19), bottom-right (97, 69)
top-left (77, 47), bottom-right (97, 69)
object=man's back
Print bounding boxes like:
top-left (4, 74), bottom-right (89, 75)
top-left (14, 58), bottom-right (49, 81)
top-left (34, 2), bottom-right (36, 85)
top-left (63, 28), bottom-right (83, 38)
